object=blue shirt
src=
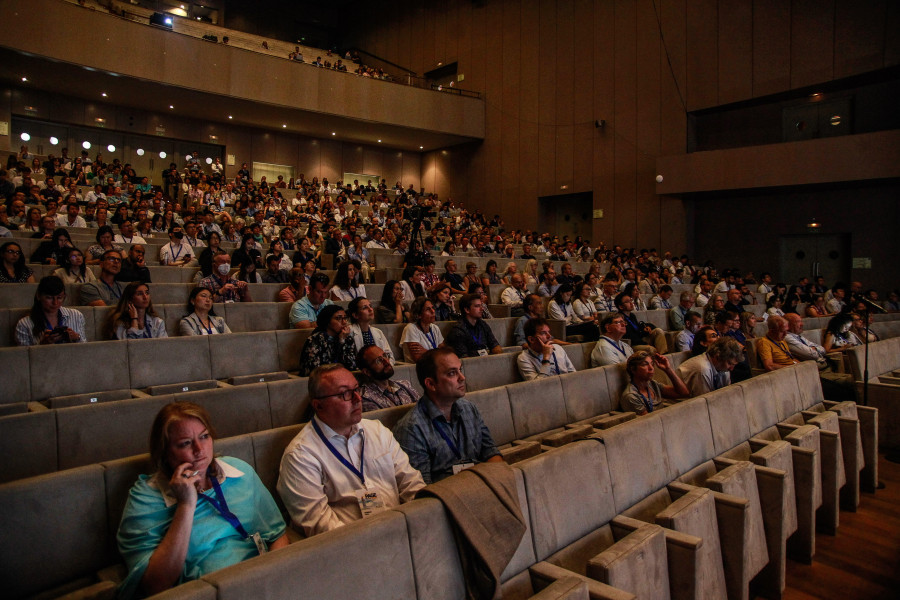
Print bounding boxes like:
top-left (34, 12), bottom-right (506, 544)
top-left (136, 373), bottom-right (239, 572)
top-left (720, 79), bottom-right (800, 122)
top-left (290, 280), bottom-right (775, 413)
top-left (393, 397), bottom-right (500, 484)
top-left (288, 297), bottom-right (334, 327)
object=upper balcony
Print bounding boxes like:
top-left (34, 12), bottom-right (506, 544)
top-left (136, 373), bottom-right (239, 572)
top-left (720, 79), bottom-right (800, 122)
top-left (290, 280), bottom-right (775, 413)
top-left (0, 0), bottom-right (485, 151)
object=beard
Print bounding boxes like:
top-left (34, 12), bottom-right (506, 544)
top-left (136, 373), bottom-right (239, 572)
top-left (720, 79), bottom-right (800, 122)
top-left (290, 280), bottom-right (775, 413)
top-left (371, 366), bottom-right (394, 381)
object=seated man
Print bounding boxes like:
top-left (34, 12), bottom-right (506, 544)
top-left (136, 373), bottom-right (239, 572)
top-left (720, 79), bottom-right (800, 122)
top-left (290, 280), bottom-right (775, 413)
top-left (357, 345), bottom-right (421, 412)
top-left (114, 219), bottom-right (146, 245)
top-left (277, 364), bottom-right (425, 537)
top-left (393, 348), bottom-right (503, 484)
top-left (159, 225), bottom-right (193, 266)
top-left (537, 267), bottom-right (560, 297)
top-left (648, 284), bottom-right (674, 310)
top-left (517, 317), bottom-right (576, 381)
top-left (440, 259), bottom-right (467, 295)
top-left (784, 313), bottom-right (856, 400)
top-left (79, 250), bottom-right (126, 306)
top-left (694, 278), bottom-right (714, 308)
top-left (723, 288), bottom-right (748, 315)
top-left (756, 315), bottom-right (799, 371)
top-left (445, 293), bottom-right (502, 357)
top-left (500, 273), bottom-right (529, 317)
top-left (677, 336), bottom-right (743, 396)
top-left (590, 314), bottom-right (634, 367)
top-left (674, 312), bottom-right (703, 352)
top-left (117, 244), bottom-right (152, 284)
top-left (199, 253), bottom-right (251, 303)
top-left (616, 292), bottom-right (666, 353)
top-left (594, 276), bottom-right (619, 313)
top-left (289, 273), bottom-right (334, 328)
top-left (261, 254), bottom-right (290, 283)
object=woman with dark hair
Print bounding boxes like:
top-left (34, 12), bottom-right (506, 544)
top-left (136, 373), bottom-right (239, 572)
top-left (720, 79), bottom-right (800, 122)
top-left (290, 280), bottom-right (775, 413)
top-left (462, 261), bottom-right (481, 291)
top-left (110, 204), bottom-right (130, 226)
top-left (479, 260), bottom-right (501, 288)
top-left (22, 207), bottom-right (43, 232)
top-left (572, 281), bottom-right (600, 325)
top-left (236, 257), bottom-right (263, 284)
top-left (399, 297), bottom-right (444, 362)
top-left (330, 260), bottom-right (366, 301)
top-left (150, 213), bottom-right (167, 234)
top-left (266, 239), bottom-right (293, 272)
top-left (231, 233), bottom-right (262, 270)
top-left (376, 279), bottom-right (407, 324)
top-left (0, 241), bottom-right (35, 283)
top-left (179, 287), bottom-right (231, 336)
top-left (823, 313), bottom-right (861, 353)
top-left (291, 236), bottom-right (318, 268)
top-left (548, 283), bottom-right (600, 341)
top-left (622, 282), bottom-right (647, 311)
top-left (117, 402), bottom-right (287, 598)
top-left (30, 228), bottom-right (74, 265)
top-left (15, 275), bottom-right (86, 345)
top-left (104, 281), bottom-right (167, 340)
top-left (399, 265), bottom-right (426, 303)
top-left (805, 294), bottom-right (831, 318)
top-left (297, 305), bottom-right (357, 376)
top-left (197, 231), bottom-right (223, 278)
top-left (766, 294), bottom-right (785, 318)
top-left (348, 296), bottom-right (395, 364)
top-left (53, 247), bottom-right (97, 284)
top-left (86, 225), bottom-right (124, 264)
top-left (429, 282), bottom-right (459, 322)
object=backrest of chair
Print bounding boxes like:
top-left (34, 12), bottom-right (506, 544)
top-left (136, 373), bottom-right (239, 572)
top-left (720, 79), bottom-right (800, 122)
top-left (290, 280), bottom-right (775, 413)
top-left (249, 424), bottom-right (303, 501)
top-left (463, 351), bottom-right (521, 391)
top-left (374, 322), bottom-right (407, 360)
top-left (466, 386), bottom-right (516, 446)
top-left (0, 346), bottom-right (31, 404)
top-left (704, 385), bottom-right (752, 455)
top-left (737, 375), bottom-right (780, 434)
top-left (0, 410), bottom-right (58, 482)
top-left (209, 331), bottom-right (280, 379)
top-left (266, 377), bottom-right (310, 428)
top-left (392, 363), bottom-right (424, 396)
top-left (174, 384), bottom-right (273, 439)
top-left (223, 302), bottom-right (283, 333)
top-left (561, 343), bottom-right (585, 371)
top-left (30, 340), bottom-right (131, 400)
top-left (598, 413), bottom-right (674, 513)
top-left (659, 397), bottom-right (716, 479)
top-left (766, 365), bottom-right (806, 419)
top-left (794, 360), bottom-right (826, 408)
top-left (506, 376), bottom-right (568, 439)
top-left (0, 465), bottom-right (112, 598)
top-left (102, 453), bottom-right (154, 558)
top-left (517, 440), bottom-right (616, 561)
top-left (603, 363), bottom-right (629, 408)
top-left (558, 368), bottom-right (613, 422)
top-left (127, 336), bottom-right (211, 389)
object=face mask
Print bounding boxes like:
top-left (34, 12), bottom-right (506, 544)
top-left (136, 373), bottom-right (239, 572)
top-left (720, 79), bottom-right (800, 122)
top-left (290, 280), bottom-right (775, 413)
top-left (217, 263), bottom-right (231, 275)
top-left (173, 231), bottom-right (184, 240)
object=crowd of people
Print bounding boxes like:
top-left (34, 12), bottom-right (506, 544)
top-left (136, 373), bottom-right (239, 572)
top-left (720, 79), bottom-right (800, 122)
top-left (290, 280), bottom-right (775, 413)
top-left (2, 149), bottom-right (896, 597)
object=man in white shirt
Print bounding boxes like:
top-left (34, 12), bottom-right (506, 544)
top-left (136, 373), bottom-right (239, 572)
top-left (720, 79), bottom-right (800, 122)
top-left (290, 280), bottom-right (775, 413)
top-left (517, 318), bottom-right (576, 381)
top-left (676, 337), bottom-right (743, 396)
top-left (590, 314), bottom-right (634, 367)
top-left (56, 202), bottom-right (86, 228)
top-left (114, 219), bottom-right (146, 245)
top-left (595, 277), bottom-right (619, 313)
top-left (277, 364), bottom-right (424, 537)
top-left (159, 225), bottom-right (193, 266)
top-left (500, 273), bottom-right (529, 316)
top-left (784, 313), bottom-right (829, 368)
top-left (695, 278), bottom-right (714, 308)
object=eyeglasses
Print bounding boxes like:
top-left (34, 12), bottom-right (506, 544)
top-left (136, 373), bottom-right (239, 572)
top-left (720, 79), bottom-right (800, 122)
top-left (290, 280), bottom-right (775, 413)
top-left (370, 355), bottom-right (391, 366)
top-left (315, 386), bottom-right (361, 402)
top-left (4, 249), bottom-right (21, 255)
top-left (104, 256), bottom-right (122, 263)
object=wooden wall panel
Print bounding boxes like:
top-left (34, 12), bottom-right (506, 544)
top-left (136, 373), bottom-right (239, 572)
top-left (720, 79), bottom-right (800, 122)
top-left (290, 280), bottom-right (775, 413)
top-left (591, 0), bottom-right (616, 247)
top-left (537, 0), bottom-right (558, 199)
top-left (518, 0), bottom-right (541, 228)
top-left (752, 0), bottom-right (792, 97)
top-left (887, 2), bottom-right (900, 66)
top-left (500, 0), bottom-right (522, 219)
top-left (685, 0), bottom-right (719, 110)
top-left (572, 0), bottom-right (594, 195)
top-left (834, 0), bottom-right (887, 78)
top-left (636, 0), bottom-right (662, 247)
top-left (613, 0), bottom-right (638, 249)
top-left (659, 0), bottom-right (687, 154)
top-left (790, 0), bottom-right (835, 89)
top-left (717, 0), bottom-right (753, 104)
top-left (554, 0), bottom-right (575, 192)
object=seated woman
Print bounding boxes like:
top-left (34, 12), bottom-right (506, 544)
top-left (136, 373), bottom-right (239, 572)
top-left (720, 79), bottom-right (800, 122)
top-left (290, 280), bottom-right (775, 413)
top-left (739, 311), bottom-right (759, 340)
top-left (86, 225), bottom-right (124, 264)
top-left (572, 281), bottom-right (600, 325)
top-left (399, 265), bottom-right (426, 303)
top-left (850, 307), bottom-right (878, 343)
top-left (480, 259), bottom-right (502, 288)
top-left (805, 294), bottom-right (831, 318)
top-left (53, 247), bottom-right (97, 285)
top-left (703, 293), bottom-right (726, 325)
top-left (297, 305), bottom-right (357, 376)
top-left (104, 281), bottom-right (168, 340)
top-left (197, 232), bottom-right (223, 278)
top-left (232, 233), bottom-right (263, 270)
top-left (117, 402), bottom-right (287, 599)
top-left (823, 313), bottom-right (861, 353)
top-left (266, 239), bottom-right (293, 272)
top-left (0, 241), bottom-right (35, 283)
top-left (30, 228), bottom-right (74, 265)
top-left (429, 282), bottom-right (460, 322)
top-left (291, 236), bottom-right (318, 268)
top-left (376, 279), bottom-right (407, 324)
top-left (547, 283), bottom-right (600, 341)
top-left (236, 258), bottom-right (263, 284)
top-left (462, 261), bottom-right (481, 291)
top-left (523, 259), bottom-right (539, 285)
top-left (766, 294), bottom-right (785, 317)
top-left (179, 287), bottom-right (232, 336)
top-left (15, 275), bottom-right (86, 345)
top-left (400, 296), bottom-right (444, 363)
top-left (621, 351), bottom-right (690, 415)
top-left (330, 260), bottom-right (366, 301)
top-left (622, 282), bottom-right (647, 312)
top-left (348, 296), bottom-right (395, 365)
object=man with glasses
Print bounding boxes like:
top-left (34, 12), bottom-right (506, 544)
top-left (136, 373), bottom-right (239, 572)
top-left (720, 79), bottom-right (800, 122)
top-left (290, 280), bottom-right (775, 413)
top-left (79, 250), bottom-right (126, 306)
top-left (591, 314), bottom-right (634, 367)
top-left (277, 364), bottom-right (424, 537)
top-left (517, 318), bottom-right (576, 381)
top-left (357, 345), bottom-right (420, 412)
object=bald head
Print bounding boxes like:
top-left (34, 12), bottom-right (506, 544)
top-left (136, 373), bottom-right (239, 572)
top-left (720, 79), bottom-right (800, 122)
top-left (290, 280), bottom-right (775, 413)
top-left (785, 313), bottom-right (803, 333)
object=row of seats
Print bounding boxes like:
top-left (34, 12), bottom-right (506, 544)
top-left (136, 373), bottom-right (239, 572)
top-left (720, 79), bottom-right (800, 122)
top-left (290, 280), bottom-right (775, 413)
top-left (846, 337), bottom-right (900, 450)
top-left (0, 361), bottom-right (876, 599)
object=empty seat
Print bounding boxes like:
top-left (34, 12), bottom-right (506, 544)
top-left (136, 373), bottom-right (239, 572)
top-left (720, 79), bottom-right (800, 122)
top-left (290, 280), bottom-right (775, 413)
top-left (210, 331), bottom-right (281, 379)
top-left (463, 351), bottom-right (522, 390)
top-left (29, 340), bottom-right (131, 400)
top-left (0, 410), bottom-right (58, 482)
top-left (127, 336), bottom-right (212, 389)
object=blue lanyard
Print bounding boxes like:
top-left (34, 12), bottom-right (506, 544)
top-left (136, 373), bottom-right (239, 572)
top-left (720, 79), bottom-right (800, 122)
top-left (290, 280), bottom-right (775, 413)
top-left (468, 322), bottom-right (484, 347)
top-left (422, 403), bottom-right (462, 459)
top-left (601, 336), bottom-right (628, 357)
top-left (104, 281), bottom-right (122, 300)
top-left (423, 326), bottom-right (437, 349)
top-left (312, 418), bottom-right (365, 485)
top-left (197, 466), bottom-right (250, 539)
top-left (559, 302), bottom-right (568, 317)
top-left (168, 243), bottom-right (183, 261)
top-left (532, 350), bottom-right (559, 375)
top-left (635, 386), bottom-right (654, 413)
top-left (44, 312), bottom-right (65, 332)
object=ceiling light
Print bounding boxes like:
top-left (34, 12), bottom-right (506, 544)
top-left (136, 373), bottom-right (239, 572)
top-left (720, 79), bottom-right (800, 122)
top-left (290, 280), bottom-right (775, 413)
top-left (20, 132), bottom-right (30, 142)
top-left (419, 146), bottom-right (424, 149)
top-left (101, 92), bottom-right (107, 97)
top-left (282, 124), bottom-right (287, 128)
top-left (21, 77), bottom-right (27, 82)
top-left (159, 151), bottom-right (167, 159)
top-left (378, 139), bottom-right (382, 143)
top-left (169, 105), bottom-right (174, 109)
top-left (136, 148), bottom-right (145, 156)
top-left (206, 158), bottom-right (213, 164)
top-left (82, 141), bottom-right (92, 149)
top-left (49, 136), bottom-right (59, 145)
top-left (332, 132), bottom-right (336, 136)
top-left (228, 115), bottom-right (233, 119)
top-left (107, 144), bottom-right (116, 152)
top-left (185, 155), bottom-right (192, 161)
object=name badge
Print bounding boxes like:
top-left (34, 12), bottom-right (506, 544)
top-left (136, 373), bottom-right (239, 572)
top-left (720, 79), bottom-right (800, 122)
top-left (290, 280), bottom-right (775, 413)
top-left (477, 348), bottom-right (489, 357)
top-left (452, 462), bottom-right (475, 475)
top-left (249, 532), bottom-right (268, 556)
top-left (357, 489), bottom-right (387, 518)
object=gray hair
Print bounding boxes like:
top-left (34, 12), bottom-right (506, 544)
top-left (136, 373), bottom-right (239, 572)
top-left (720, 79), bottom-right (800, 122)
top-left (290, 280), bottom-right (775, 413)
top-left (308, 364), bottom-right (350, 400)
top-left (707, 337), bottom-right (743, 363)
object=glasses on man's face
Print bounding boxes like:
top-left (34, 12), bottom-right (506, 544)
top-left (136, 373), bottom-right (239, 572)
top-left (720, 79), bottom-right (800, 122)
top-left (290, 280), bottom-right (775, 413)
top-left (316, 386), bottom-right (361, 402)
top-left (105, 256), bottom-right (122, 263)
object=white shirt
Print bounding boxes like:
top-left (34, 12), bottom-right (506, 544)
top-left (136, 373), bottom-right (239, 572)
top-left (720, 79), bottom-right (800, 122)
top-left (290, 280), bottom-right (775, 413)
top-left (400, 323), bottom-right (444, 362)
top-left (785, 332), bottom-right (826, 362)
top-left (159, 241), bottom-right (193, 265)
top-left (517, 346), bottom-right (576, 381)
top-left (677, 353), bottom-right (731, 396)
top-left (56, 214), bottom-right (86, 228)
top-left (114, 233), bottom-right (147, 245)
top-left (349, 324), bottom-right (395, 365)
top-left (277, 417), bottom-right (424, 537)
top-left (330, 284), bottom-right (366, 301)
top-left (695, 292), bottom-right (711, 308)
top-left (590, 336), bottom-right (633, 367)
top-left (500, 286), bottom-right (527, 307)
top-left (548, 300), bottom-right (582, 326)
top-left (573, 298), bottom-right (598, 321)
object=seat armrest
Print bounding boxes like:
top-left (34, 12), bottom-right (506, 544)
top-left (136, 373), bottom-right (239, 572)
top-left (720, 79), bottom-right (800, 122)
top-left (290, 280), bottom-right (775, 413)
top-left (528, 562), bottom-right (636, 600)
top-left (501, 441), bottom-right (541, 464)
top-left (543, 424), bottom-right (595, 447)
top-left (611, 514), bottom-right (703, 551)
top-left (593, 413), bottom-right (635, 430)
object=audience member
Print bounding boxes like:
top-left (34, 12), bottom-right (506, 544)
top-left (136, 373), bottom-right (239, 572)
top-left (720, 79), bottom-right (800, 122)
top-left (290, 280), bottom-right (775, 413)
top-left (347, 296), bottom-right (394, 364)
top-left (86, 225), bottom-right (124, 264)
top-left (677, 336), bottom-right (743, 396)
top-left (80, 249), bottom-right (126, 306)
top-left (500, 273), bottom-right (529, 317)
top-left (400, 297), bottom-right (445, 362)
top-left (159, 225), bottom-right (194, 266)
top-left (104, 282), bottom-right (168, 340)
top-left (376, 279), bottom-right (407, 324)
top-left (590, 314), bottom-right (634, 367)
top-left (289, 272), bottom-right (333, 328)
top-left (118, 245), bottom-right (152, 284)
top-left (620, 351), bottom-right (689, 415)
top-left (200, 253), bottom-right (251, 303)
top-left (179, 287), bottom-right (232, 336)
top-left (297, 305), bottom-right (357, 376)
top-left (517, 318), bottom-right (576, 381)
top-left (330, 260), bottom-right (366, 300)
top-left (30, 227), bottom-right (74, 265)
top-left (445, 293), bottom-right (502, 357)
top-left (822, 313), bottom-right (861, 353)
top-left (278, 363), bottom-right (425, 537)
top-left (674, 312), bottom-right (703, 352)
top-left (0, 241), bottom-right (35, 282)
top-left (392, 348), bottom-right (503, 484)
top-left (15, 275), bottom-right (86, 345)
top-left (357, 345), bottom-right (421, 412)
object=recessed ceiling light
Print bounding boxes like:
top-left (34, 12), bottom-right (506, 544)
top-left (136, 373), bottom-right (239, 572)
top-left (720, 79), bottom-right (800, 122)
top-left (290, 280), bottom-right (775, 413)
top-left (159, 151), bottom-right (167, 159)
top-left (21, 77), bottom-right (27, 82)
top-left (107, 144), bottom-right (116, 152)
top-left (101, 92), bottom-right (107, 97)
top-left (169, 105), bottom-right (174, 109)
top-left (136, 148), bottom-right (145, 156)
top-left (419, 146), bottom-right (424, 149)
top-left (83, 141), bottom-right (92, 149)
top-left (206, 158), bottom-right (213, 164)
top-left (282, 124), bottom-right (287, 128)
top-left (378, 139), bottom-right (382, 143)
top-left (49, 136), bottom-right (59, 145)
top-left (228, 115), bottom-right (233, 119)
top-left (332, 132), bottom-right (336, 136)
top-left (20, 133), bottom-right (30, 142)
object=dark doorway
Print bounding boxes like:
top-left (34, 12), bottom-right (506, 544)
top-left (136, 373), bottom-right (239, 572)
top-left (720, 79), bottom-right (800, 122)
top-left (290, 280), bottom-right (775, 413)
top-left (538, 192), bottom-right (593, 243)
top-left (779, 233), bottom-right (851, 286)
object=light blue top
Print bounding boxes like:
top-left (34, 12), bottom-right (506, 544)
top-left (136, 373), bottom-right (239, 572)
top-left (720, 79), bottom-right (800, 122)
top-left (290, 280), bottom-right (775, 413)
top-left (288, 296), bottom-right (334, 327)
top-left (117, 457), bottom-right (286, 599)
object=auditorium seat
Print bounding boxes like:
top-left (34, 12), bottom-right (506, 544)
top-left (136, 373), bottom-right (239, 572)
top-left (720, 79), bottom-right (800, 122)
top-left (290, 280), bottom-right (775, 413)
top-left (31, 339), bottom-right (131, 399)
top-left (209, 331), bottom-right (281, 379)
top-left (465, 386), bottom-right (540, 464)
top-left (127, 336), bottom-right (212, 389)
top-left (463, 351), bottom-right (522, 390)
top-left (175, 383), bottom-right (273, 439)
top-left (0, 410), bottom-right (57, 482)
